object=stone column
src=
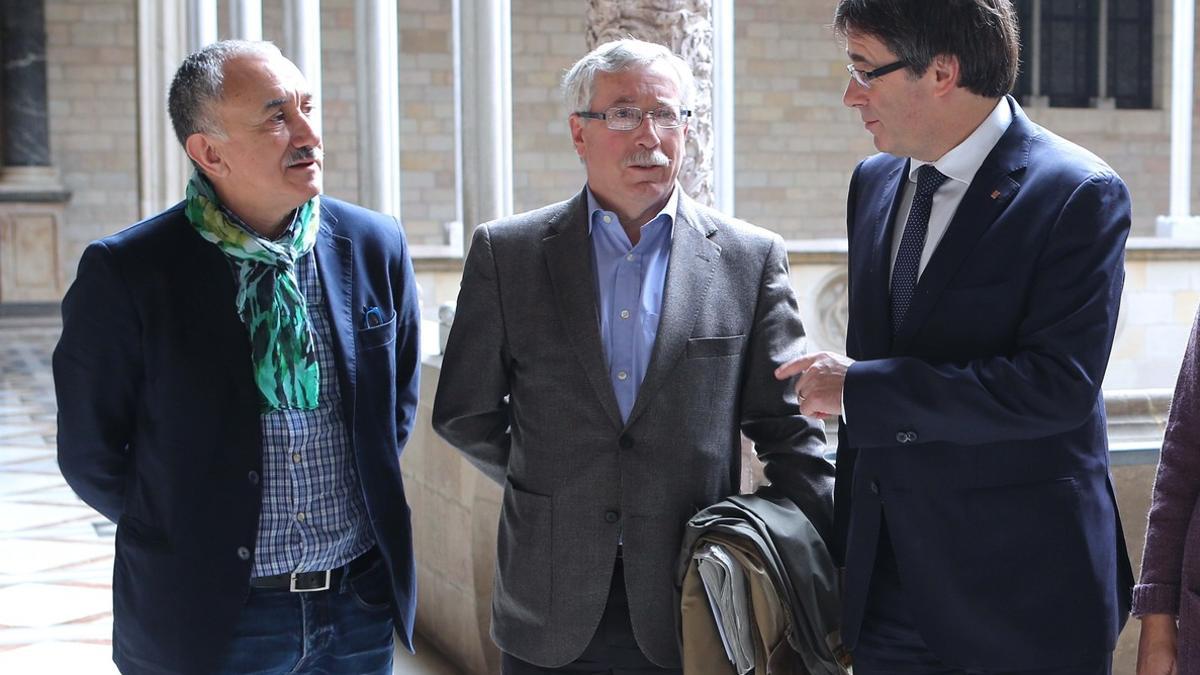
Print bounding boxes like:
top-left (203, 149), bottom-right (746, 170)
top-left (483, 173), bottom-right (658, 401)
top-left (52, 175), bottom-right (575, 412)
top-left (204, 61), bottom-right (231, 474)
top-left (586, 0), bottom-right (716, 207)
top-left (0, 0), bottom-right (69, 302)
top-left (457, 0), bottom-right (514, 252)
top-left (1156, 0), bottom-right (1200, 237)
top-left (355, 0), bottom-right (401, 216)
top-left (230, 0), bottom-right (263, 41)
top-left (1, 0), bottom-right (52, 172)
top-left (283, 0), bottom-right (323, 134)
top-left (137, 0), bottom-right (188, 219)
top-left (186, 0), bottom-right (218, 54)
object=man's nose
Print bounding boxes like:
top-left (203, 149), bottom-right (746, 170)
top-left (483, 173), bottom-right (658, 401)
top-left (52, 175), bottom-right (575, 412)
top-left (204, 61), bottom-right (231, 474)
top-left (843, 78), bottom-right (867, 108)
top-left (633, 114), bottom-right (661, 146)
top-left (291, 112), bottom-right (322, 149)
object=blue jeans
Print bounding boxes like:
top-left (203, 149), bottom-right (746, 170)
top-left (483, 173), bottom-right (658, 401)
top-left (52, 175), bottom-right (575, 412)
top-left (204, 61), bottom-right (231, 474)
top-left (214, 552), bottom-right (395, 674)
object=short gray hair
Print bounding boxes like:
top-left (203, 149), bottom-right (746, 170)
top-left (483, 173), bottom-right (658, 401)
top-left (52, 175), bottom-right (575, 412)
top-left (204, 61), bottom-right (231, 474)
top-left (561, 39), bottom-right (696, 114)
top-left (167, 40), bottom-right (282, 147)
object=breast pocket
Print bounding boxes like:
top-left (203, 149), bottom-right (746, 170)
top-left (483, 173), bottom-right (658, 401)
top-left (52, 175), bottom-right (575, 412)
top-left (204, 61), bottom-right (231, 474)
top-left (685, 334), bottom-right (746, 359)
top-left (357, 311), bottom-right (396, 351)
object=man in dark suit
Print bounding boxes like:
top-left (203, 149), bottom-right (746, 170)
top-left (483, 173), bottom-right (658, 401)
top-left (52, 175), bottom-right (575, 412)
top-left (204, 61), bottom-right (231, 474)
top-left (53, 40), bottom-right (420, 674)
top-left (775, 1), bottom-right (1134, 673)
top-left (433, 38), bottom-right (834, 674)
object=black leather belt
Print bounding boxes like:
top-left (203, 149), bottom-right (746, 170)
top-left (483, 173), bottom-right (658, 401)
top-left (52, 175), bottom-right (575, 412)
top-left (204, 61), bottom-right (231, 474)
top-left (249, 547), bottom-right (379, 593)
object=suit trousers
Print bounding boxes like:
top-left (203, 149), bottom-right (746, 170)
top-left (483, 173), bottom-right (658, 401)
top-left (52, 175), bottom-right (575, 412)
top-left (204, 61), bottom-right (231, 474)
top-left (501, 555), bottom-right (683, 675)
top-left (853, 519), bottom-right (1110, 675)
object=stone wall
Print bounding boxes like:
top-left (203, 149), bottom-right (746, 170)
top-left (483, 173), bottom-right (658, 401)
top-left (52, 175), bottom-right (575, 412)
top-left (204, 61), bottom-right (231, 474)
top-left (44, 0), bottom-right (139, 272)
top-left (31, 0), bottom-right (1200, 280)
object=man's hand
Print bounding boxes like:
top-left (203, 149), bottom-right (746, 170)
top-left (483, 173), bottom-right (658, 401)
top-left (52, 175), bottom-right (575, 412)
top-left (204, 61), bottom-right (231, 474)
top-left (774, 351), bottom-right (854, 419)
top-left (1137, 613), bottom-right (1178, 675)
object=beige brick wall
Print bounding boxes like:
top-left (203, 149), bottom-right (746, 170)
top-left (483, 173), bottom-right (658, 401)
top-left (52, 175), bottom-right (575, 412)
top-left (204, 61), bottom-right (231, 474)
top-left (44, 0), bottom-right (140, 271)
top-left (34, 0), bottom-right (1195, 285)
top-left (511, 0), bottom-right (587, 214)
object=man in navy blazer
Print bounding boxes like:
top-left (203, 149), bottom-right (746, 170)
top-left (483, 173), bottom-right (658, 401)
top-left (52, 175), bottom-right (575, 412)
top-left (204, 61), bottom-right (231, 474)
top-left (776, 2), bottom-right (1134, 672)
top-left (53, 41), bottom-right (419, 674)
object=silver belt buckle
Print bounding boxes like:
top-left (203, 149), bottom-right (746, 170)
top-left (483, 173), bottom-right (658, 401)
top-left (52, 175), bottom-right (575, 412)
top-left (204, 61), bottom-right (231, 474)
top-left (289, 569), bottom-right (331, 592)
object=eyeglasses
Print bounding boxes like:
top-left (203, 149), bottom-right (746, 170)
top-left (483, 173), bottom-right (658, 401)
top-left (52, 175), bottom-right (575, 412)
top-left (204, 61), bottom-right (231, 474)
top-left (575, 106), bottom-right (692, 131)
top-left (846, 60), bottom-right (907, 89)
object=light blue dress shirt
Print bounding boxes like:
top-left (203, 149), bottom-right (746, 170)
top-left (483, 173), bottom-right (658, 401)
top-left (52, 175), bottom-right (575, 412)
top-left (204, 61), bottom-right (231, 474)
top-left (587, 185), bottom-right (678, 422)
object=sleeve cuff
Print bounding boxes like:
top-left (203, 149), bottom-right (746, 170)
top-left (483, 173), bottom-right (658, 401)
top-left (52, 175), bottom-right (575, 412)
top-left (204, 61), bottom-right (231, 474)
top-left (1131, 583), bottom-right (1180, 617)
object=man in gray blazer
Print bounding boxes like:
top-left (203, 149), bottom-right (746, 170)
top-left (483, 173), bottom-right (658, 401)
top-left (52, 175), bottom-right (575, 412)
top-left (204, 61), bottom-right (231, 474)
top-left (433, 38), bottom-right (834, 675)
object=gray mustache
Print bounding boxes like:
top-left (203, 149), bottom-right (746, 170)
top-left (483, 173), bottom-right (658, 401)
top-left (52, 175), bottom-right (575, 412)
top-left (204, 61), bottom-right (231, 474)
top-left (623, 149), bottom-right (669, 168)
top-left (288, 147), bottom-right (322, 166)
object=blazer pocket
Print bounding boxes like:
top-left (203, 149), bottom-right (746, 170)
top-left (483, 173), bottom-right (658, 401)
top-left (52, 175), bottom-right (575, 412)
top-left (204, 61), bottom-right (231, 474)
top-left (686, 334), bottom-right (746, 359)
top-left (118, 514), bottom-right (169, 549)
top-left (357, 311), bottom-right (397, 351)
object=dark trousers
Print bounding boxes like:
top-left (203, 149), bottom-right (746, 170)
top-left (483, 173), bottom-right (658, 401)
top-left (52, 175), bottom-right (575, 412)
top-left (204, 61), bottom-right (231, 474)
top-left (501, 556), bottom-right (682, 675)
top-left (854, 522), bottom-right (1111, 675)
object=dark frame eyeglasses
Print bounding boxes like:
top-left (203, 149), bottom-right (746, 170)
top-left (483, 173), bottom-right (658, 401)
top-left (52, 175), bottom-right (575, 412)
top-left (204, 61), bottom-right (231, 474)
top-left (846, 60), bottom-right (908, 89)
top-left (575, 106), bottom-right (692, 131)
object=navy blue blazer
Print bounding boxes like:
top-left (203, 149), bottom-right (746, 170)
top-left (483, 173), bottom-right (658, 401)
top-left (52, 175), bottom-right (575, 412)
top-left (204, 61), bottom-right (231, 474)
top-left (53, 197), bottom-right (421, 674)
top-left (836, 98), bottom-right (1134, 669)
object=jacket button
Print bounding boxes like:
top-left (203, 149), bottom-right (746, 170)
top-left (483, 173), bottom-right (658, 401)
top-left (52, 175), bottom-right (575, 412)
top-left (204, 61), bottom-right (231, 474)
top-left (236, 546), bottom-right (251, 561)
top-left (619, 435), bottom-right (634, 449)
top-left (870, 480), bottom-right (880, 495)
top-left (604, 510), bottom-right (620, 523)
top-left (247, 470), bottom-right (260, 485)
top-left (895, 431), bottom-right (908, 444)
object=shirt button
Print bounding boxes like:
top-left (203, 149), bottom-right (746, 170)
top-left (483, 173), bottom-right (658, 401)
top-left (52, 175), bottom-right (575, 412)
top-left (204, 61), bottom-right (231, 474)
top-left (603, 214), bottom-right (612, 223)
top-left (617, 371), bottom-right (628, 381)
top-left (296, 512), bottom-right (306, 523)
top-left (619, 309), bottom-right (630, 319)
top-left (247, 470), bottom-right (260, 485)
top-left (236, 546), bottom-right (250, 561)
top-left (626, 254), bottom-right (634, 261)
top-left (292, 453), bottom-right (302, 464)
top-left (605, 510), bottom-right (620, 524)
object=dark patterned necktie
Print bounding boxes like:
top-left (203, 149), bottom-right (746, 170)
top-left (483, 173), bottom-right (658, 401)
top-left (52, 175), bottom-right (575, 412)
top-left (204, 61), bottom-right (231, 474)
top-left (890, 165), bottom-right (949, 335)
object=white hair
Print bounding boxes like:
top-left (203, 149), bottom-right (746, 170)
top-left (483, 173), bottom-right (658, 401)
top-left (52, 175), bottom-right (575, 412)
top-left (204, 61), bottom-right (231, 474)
top-left (561, 39), bottom-right (696, 114)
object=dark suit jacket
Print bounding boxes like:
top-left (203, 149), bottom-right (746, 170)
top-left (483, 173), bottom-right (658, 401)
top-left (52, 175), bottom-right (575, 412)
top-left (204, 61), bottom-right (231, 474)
top-left (53, 197), bottom-right (421, 674)
top-left (432, 189), bottom-right (835, 668)
top-left (836, 98), bottom-right (1134, 670)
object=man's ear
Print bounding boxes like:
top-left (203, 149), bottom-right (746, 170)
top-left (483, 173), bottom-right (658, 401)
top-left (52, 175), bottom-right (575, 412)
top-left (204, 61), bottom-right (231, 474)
top-left (930, 53), bottom-right (960, 97)
top-left (184, 133), bottom-right (230, 178)
top-left (569, 114), bottom-right (587, 161)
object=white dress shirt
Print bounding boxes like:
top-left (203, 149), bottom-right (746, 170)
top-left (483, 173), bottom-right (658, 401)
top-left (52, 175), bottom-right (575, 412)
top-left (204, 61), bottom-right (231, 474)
top-left (888, 98), bottom-right (1013, 280)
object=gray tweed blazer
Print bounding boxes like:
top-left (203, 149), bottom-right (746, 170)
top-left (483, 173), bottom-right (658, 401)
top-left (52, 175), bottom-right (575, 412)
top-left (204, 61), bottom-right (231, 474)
top-left (432, 188), bottom-right (834, 668)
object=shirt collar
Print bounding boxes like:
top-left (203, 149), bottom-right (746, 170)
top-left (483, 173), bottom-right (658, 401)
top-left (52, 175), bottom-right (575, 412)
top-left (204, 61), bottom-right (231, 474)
top-left (219, 203), bottom-right (302, 243)
top-left (909, 98), bottom-right (1012, 187)
top-left (586, 182), bottom-right (680, 238)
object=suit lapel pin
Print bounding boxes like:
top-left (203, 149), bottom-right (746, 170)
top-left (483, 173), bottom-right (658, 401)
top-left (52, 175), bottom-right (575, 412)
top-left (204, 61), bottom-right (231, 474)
top-left (990, 190), bottom-right (1002, 199)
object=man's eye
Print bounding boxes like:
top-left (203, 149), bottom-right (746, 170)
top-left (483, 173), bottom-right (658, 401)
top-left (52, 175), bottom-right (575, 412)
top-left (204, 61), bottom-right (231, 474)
top-left (613, 108), bottom-right (636, 119)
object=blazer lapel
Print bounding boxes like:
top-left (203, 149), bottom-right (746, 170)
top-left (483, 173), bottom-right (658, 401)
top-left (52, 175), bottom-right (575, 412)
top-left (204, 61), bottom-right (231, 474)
top-left (892, 97), bottom-right (1030, 352)
top-left (542, 191), bottom-right (624, 430)
top-left (856, 162), bottom-right (907, 359)
top-left (624, 194), bottom-right (721, 429)
top-left (313, 204), bottom-right (358, 422)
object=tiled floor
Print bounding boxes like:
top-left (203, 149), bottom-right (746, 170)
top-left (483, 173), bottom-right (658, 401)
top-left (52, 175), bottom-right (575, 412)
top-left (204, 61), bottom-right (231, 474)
top-left (0, 313), bottom-right (461, 674)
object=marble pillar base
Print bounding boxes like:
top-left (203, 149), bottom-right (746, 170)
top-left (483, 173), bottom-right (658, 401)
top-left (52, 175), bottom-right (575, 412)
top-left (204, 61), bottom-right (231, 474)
top-left (0, 174), bottom-right (69, 302)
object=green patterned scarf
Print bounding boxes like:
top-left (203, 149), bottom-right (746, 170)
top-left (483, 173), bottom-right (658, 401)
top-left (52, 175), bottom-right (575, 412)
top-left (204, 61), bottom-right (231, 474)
top-left (184, 171), bottom-right (321, 411)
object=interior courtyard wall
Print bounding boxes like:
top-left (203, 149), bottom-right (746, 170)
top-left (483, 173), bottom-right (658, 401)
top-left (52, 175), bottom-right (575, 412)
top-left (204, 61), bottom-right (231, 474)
top-left (37, 0), bottom-right (1200, 286)
top-left (44, 0), bottom-right (140, 274)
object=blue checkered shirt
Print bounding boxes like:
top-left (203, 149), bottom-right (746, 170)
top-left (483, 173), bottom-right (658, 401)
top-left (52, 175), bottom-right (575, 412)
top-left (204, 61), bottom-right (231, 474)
top-left (249, 243), bottom-right (374, 576)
